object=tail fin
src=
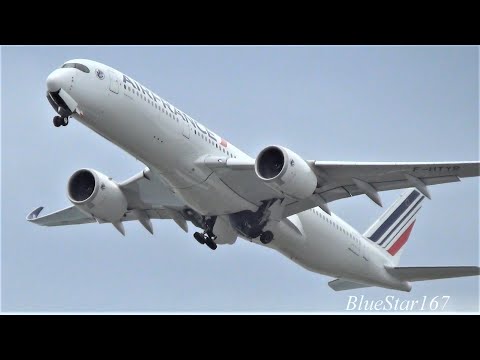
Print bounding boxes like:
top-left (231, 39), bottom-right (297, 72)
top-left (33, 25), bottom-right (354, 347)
top-left (364, 188), bottom-right (426, 264)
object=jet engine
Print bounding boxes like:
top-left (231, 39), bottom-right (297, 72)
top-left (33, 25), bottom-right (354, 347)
top-left (67, 169), bottom-right (128, 223)
top-left (255, 145), bottom-right (317, 200)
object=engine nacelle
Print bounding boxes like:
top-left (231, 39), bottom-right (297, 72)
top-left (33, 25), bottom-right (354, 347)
top-left (67, 169), bottom-right (128, 223)
top-left (255, 145), bottom-right (317, 200)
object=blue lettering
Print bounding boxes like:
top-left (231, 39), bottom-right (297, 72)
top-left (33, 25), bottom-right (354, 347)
top-left (161, 99), bottom-right (176, 114)
top-left (123, 75), bottom-right (139, 90)
top-left (206, 128), bottom-right (216, 141)
top-left (194, 120), bottom-right (208, 134)
top-left (186, 115), bottom-right (198, 129)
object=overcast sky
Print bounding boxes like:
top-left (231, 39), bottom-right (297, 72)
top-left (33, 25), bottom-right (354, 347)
top-left (1, 46), bottom-right (478, 312)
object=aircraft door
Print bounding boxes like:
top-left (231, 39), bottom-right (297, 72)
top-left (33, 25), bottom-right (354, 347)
top-left (108, 70), bottom-right (120, 94)
top-left (181, 118), bottom-right (190, 139)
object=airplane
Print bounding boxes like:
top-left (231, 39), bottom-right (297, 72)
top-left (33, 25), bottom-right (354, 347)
top-left (27, 59), bottom-right (480, 292)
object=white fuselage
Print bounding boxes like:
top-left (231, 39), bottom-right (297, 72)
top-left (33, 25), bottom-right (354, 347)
top-left (47, 59), bottom-right (410, 291)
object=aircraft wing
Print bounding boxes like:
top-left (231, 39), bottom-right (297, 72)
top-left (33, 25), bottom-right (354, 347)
top-left (27, 169), bottom-right (189, 232)
top-left (309, 161), bottom-right (479, 202)
top-left (204, 157), bottom-right (479, 217)
top-left (27, 206), bottom-right (186, 226)
top-left (27, 205), bottom-right (96, 226)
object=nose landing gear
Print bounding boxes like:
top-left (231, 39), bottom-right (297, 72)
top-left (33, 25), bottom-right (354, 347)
top-left (53, 116), bottom-right (69, 127)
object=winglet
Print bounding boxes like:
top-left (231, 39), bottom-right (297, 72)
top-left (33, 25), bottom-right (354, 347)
top-left (27, 206), bottom-right (44, 221)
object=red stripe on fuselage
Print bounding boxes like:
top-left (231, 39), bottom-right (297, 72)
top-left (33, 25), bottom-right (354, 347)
top-left (387, 221), bottom-right (416, 256)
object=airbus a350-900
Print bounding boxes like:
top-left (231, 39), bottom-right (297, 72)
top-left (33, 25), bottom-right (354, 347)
top-left (27, 59), bottom-right (480, 292)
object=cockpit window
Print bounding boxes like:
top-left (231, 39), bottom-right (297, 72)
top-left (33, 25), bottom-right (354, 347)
top-left (61, 63), bottom-right (90, 73)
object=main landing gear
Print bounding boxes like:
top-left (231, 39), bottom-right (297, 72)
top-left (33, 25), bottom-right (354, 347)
top-left (194, 232), bottom-right (217, 250)
top-left (193, 217), bottom-right (217, 250)
top-left (53, 115), bottom-right (69, 127)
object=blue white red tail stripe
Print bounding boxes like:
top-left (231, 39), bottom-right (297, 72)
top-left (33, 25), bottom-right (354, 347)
top-left (387, 220), bottom-right (416, 255)
top-left (368, 190), bottom-right (421, 242)
top-left (364, 188), bottom-right (426, 258)
top-left (378, 197), bottom-right (424, 246)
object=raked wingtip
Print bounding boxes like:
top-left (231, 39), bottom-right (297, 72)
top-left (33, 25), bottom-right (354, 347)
top-left (27, 206), bottom-right (44, 221)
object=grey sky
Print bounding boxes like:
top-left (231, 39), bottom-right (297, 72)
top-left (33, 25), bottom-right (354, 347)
top-left (1, 46), bottom-right (478, 312)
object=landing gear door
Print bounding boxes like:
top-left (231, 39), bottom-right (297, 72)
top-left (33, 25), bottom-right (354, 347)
top-left (109, 70), bottom-right (120, 94)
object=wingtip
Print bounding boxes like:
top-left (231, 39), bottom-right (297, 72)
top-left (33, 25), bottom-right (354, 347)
top-left (26, 206), bottom-right (44, 221)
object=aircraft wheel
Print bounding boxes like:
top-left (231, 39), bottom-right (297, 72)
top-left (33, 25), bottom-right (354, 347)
top-left (53, 116), bottom-right (62, 127)
top-left (205, 238), bottom-right (217, 250)
top-left (194, 232), bottom-right (205, 244)
top-left (260, 231), bottom-right (273, 244)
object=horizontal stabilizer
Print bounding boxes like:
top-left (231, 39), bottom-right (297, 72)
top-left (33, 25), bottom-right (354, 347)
top-left (328, 278), bottom-right (372, 291)
top-left (386, 266), bottom-right (480, 282)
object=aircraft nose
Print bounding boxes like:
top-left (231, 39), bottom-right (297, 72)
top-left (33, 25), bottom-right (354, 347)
top-left (46, 69), bottom-right (68, 92)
